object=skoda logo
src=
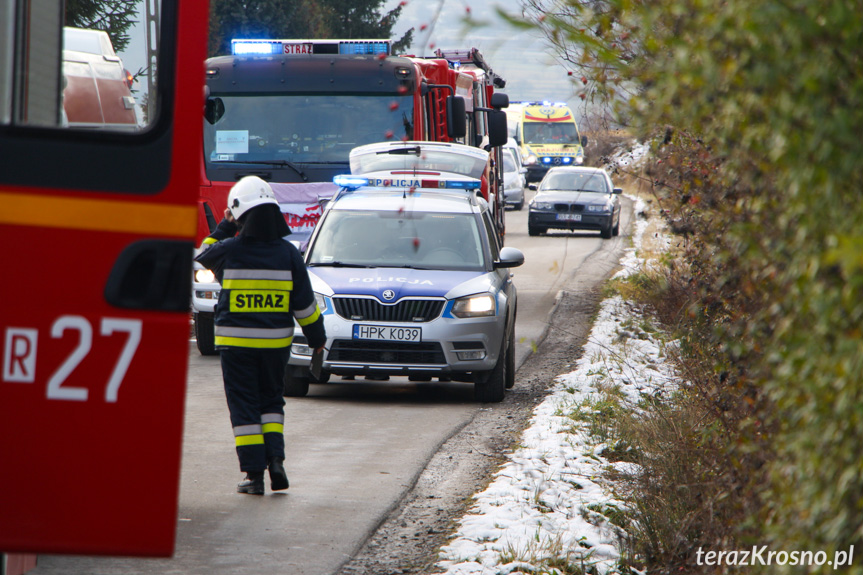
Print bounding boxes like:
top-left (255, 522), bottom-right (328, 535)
top-left (382, 290), bottom-right (396, 301)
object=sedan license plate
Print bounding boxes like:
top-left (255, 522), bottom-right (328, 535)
top-left (353, 324), bottom-right (422, 343)
top-left (557, 213), bottom-right (582, 222)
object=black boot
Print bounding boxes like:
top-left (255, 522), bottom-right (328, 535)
top-left (268, 457), bottom-right (289, 491)
top-left (237, 471), bottom-right (265, 495)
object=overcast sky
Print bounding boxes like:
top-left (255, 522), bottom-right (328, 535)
top-left (119, 0), bottom-right (581, 116)
top-left (382, 0), bottom-right (580, 109)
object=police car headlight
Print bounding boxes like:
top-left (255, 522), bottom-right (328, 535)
top-left (195, 269), bottom-right (215, 284)
top-left (451, 294), bottom-right (495, 318)
top-left (314, 292), bottom-right (328, 313)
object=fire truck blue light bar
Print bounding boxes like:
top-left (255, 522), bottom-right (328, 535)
top-left (338, 41), bottom-right (390, 55)
top-left (232, 40), bottom-right (280, 55)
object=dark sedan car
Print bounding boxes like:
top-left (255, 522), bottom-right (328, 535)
top-left (527, 166), bottom-right (622, 238)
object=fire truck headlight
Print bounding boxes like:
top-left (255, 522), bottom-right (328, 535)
top-left (195, 269), bottom-right (215, 284)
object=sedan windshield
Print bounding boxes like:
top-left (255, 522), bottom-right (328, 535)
top-left (540, 171), bottom-right (608, 193)
top-left (308, 210), bottom-right (485, 271)
top-left (203, 94), bottom-right (414, 166)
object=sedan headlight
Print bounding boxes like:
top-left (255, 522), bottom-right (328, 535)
top-left (530, 201), bottom-right (554, 211)
top-left (586, 204), bottom-right (611, 213)
top-left (451, 294), bottom-right (495, 318)
top-left (195, 269), bottom-right (215, 284)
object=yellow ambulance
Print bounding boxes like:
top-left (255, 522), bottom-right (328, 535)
top-left (512, 101), bottom-right (587, 183)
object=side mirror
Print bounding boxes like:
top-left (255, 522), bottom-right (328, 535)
top-left (487, 110), bottom-right (508, 148)
top-left (490, 92), bottom-right (509, 110)
top-left (580, 134), bottom-right (588, 147)
top-left (494, 246), bottom-right (525, 269)
top-left (446, 95), bottom-right (467, 139)
top-left (528, 183), bottom-right (538, 191)
top-left (204, 97), bottom-right (225, 124)
top-left (519, 167), bottom-right (527, 174)
top-left (613, 187), bottom-right (623, 195)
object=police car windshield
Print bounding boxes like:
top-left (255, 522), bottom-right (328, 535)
top-left (350, 148), bottom-right (488, 180)
top-left (203, 94), bottom-right (414, 166)
top-left (308, 210), bottom-right (485, 271)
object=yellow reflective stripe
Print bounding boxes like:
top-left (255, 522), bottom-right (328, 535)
top-left (215, 336), bottom-right (293, 348)
top-left (202, 237), bottom-right (218, 245)
top-left (223, 279), bottom-right (293, 291)
top-left (262, 423), bottom-right (284, 434)
top-left (0, 192), bottom-right (196, 237)
top-left (297, 306), bottom-right (322, 326)
top-left (235, 434), bottom-right (264, 447)
top-left (230, 290), bottom-right (290, 313)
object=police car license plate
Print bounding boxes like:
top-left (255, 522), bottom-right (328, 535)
top-left (353, 325), bottom-right (422, 342)
top-left (557, 213), bottom-right (582, 221)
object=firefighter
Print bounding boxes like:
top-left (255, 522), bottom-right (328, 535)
top-left (195, 176), bottom-right (326, 495)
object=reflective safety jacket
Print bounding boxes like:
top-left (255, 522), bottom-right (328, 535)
top-left (195, 219), bottom-right (326, 349)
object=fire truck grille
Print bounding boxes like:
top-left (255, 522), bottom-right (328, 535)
top-left (333, 297), bottom-right (445, 323)
top-left (329, 340), bottom-right (446, 365)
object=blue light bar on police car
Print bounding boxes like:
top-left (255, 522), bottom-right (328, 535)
top-left (334, 175), bottom-right (481, 191)
top-left (333, 175), bottom-right (369, 189)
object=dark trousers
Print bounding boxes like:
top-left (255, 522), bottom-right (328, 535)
top-left (220, 346), bottom-right (289, 472)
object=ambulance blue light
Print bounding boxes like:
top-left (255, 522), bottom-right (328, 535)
top-left (561, 157), bottom-right (573, 164)
top-left (541, 157), bottom-right (553, 164)
top-left (333, 175), bottom-right (369, 189)
top-left (231, 40), bottom-right (279, 55)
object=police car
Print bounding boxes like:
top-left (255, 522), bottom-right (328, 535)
top-left (286, 142), bottom-right (524, 402)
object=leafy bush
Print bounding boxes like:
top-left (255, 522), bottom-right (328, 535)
top-left (510, 0), bottom-right (863, 571)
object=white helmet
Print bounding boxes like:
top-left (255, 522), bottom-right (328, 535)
top-left (227, 175), bottom-right (278, 220)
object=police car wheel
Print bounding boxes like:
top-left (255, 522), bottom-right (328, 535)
top-left (505, 328), bottom-right (516, 389)
top-left (473, 338), bottom-right (507, 403)
top-left (283, 366), bottom-right (310, 397)
top-left (194, 312), bottom-right (218, 356)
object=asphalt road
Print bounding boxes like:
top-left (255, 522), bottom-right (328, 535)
top-left (29, 189), bottom-right (634, 575)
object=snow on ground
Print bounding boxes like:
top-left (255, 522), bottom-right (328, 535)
top-left (432, 158), bottom-right (679, 574)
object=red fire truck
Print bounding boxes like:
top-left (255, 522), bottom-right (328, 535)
top-left (198, 38), bottom-right (509, 244)
top-left (193, 39), bottom-right (509, 354)
top-left (1, 0), bottom-right (208, 567)
top-left (433, 47), bottom-right (510, 238)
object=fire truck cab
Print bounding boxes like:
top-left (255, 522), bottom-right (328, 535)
top-left (1, 0), bottom-right (208, 566)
